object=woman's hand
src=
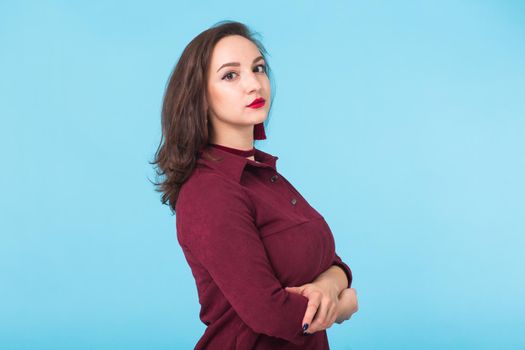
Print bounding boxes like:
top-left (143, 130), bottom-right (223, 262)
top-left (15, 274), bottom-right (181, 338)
top-left (285, 284), bottom-right (358, 335)
top-left (285, 279), bottom-right (340, 335)
top-left (335, 288), bottom-right (358, 324)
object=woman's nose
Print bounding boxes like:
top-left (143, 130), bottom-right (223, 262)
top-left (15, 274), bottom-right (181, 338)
top-left (243, 71), bottom-right (262, 92)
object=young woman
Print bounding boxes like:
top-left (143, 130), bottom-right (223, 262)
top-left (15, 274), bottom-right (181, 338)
top-left (152, 20), bottom-right (358, 349)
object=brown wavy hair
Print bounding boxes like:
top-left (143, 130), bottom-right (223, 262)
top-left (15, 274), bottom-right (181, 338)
top-left (149, 20), bottom-right (276, 214)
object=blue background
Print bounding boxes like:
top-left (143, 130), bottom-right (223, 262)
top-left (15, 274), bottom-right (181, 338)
top-left (1, 1), bottom-right (524, 349)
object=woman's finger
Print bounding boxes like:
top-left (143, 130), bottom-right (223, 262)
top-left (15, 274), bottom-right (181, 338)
top-left (284, 286), bottom-right (303, 294)
top-left (306, 296), bottom-right (331, 334)
top-left (301, 294), bottom-right (320, 334)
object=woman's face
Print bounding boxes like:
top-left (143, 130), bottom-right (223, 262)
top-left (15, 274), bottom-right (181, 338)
top-left (206, 35), bottom-right (270, 141)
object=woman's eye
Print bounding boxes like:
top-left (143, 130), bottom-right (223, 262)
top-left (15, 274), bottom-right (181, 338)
top-left (255, 64), bottom-right (267, 73)
top-left (222, 65), bottom-right (266, 81)
top-left (222, 72), bottom-right (237, 81)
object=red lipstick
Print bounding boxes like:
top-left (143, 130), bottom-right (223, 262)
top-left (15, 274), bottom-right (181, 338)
top-left (247, 97), bottom-right (265, 109)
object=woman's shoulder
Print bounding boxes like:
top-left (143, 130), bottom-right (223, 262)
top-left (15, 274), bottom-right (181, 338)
top-left (176, 167), bottom-right (247, 211)
top-left (182, 166), bottom-right (241, 191)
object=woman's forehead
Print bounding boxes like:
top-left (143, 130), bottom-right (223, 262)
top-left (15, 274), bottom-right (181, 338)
top-left (211, 36), bottom-right (261, 67)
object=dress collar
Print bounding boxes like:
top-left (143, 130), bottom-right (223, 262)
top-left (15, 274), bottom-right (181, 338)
top-left (197, 144), bottom-right (279, 183)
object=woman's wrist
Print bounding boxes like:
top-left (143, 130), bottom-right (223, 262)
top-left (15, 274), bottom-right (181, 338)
top-left (313, 265), bottom-right (348, 296)
top-left (335, 289), bottom-right (348, 324)
top-left (335, 288), bottom-right (358, 324)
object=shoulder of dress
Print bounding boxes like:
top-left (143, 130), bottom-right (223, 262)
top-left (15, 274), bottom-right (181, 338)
top-left (183, 168), bottom-right (240, 191)
top-left (176, 173), bottom-right (255, 230)
top-left (178, 170), bottom-right (247, 208)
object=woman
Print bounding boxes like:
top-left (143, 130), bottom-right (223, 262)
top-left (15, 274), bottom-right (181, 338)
top-left (152, 20), bottom-right (358, 349)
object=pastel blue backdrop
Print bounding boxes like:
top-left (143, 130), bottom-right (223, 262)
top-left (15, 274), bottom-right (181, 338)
top-left (1, 1), bottom-right (524, 349)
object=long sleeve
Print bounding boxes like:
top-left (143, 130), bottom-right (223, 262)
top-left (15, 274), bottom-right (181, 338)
top-left (332, 252), bottom-right (352, 288)
top-left (176, 174), bottom-right (309, 346)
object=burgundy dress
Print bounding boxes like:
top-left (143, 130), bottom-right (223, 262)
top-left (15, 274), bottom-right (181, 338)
top-left (175, 144), bottom-right (353, 349)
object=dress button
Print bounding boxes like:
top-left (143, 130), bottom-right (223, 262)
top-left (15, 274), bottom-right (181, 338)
top-left (270, 174), bottom-right (279, 183)
top-left (291, 198), bottom-right (297, 205)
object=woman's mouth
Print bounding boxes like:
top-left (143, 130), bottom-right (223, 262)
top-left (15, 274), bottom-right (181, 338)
top-left (247, 97), bottom-right (265, 109)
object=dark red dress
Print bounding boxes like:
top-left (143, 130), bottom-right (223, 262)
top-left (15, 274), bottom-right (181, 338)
top-left (175, 145), bottom-right (353, 349)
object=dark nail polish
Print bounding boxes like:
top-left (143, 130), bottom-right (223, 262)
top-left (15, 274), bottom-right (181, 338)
top-left (303, 331), bottom-right (310, 336)
top-left (303, 323), bottom-right (309, 331)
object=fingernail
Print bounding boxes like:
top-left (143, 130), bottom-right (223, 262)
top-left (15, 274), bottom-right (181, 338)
top-left (303, 331), bottom-right (310, 336)
top-left (303, 323), bottom-right (309, 331)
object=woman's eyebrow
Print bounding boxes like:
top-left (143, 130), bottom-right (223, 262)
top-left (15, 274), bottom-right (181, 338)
top-left (217, 56), bottom-right (264, 72)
